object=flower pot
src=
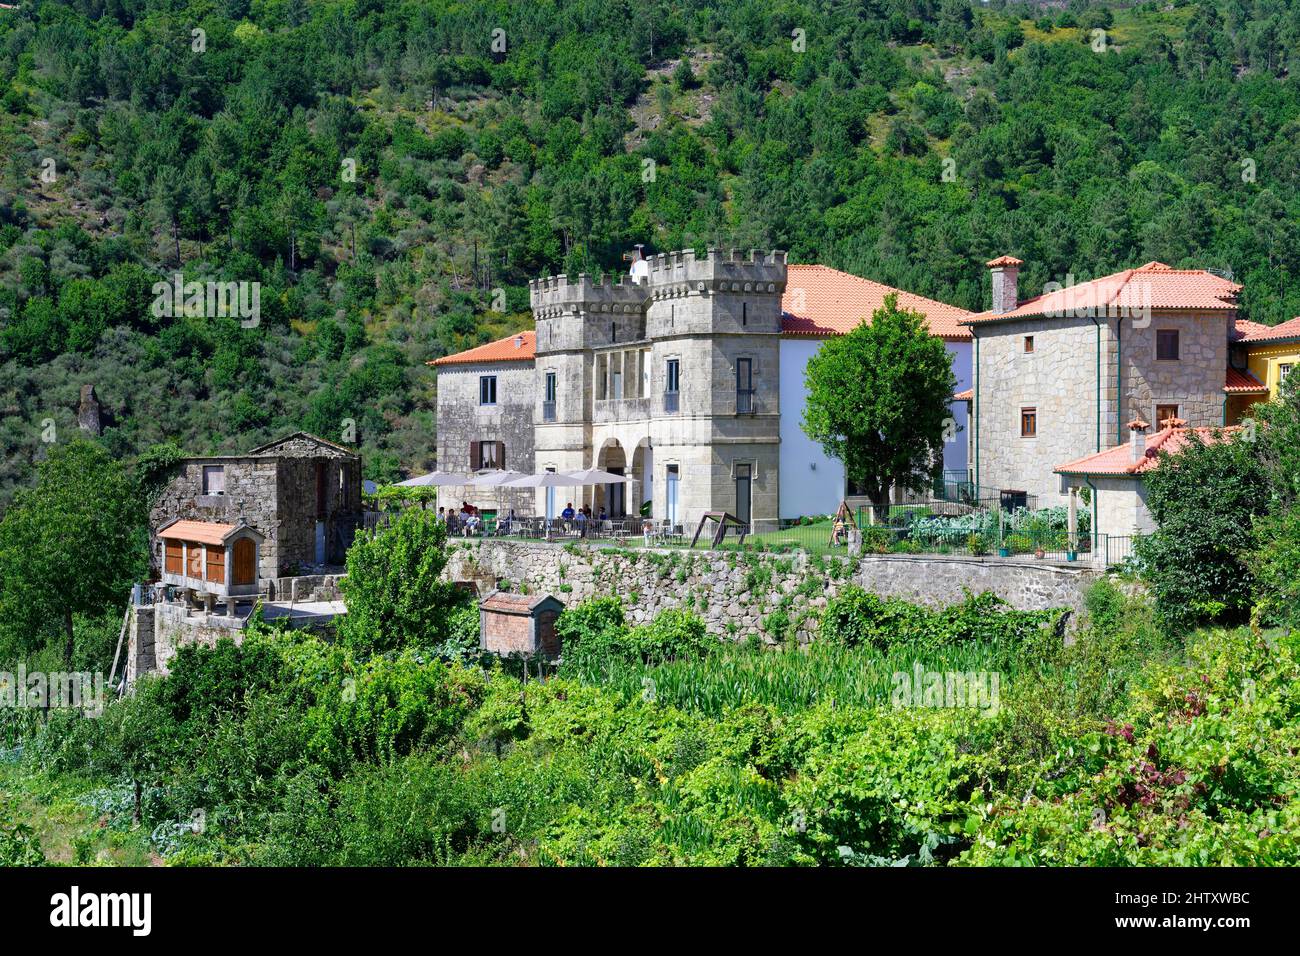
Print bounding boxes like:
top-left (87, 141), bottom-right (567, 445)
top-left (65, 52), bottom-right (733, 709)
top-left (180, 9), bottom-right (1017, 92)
top-left (1065, 551), bottom-right (1078, 562)
top-left (997, 547), bottom-right (1011, 557)
top-left (1034, 549), bottom-right (1045, 560)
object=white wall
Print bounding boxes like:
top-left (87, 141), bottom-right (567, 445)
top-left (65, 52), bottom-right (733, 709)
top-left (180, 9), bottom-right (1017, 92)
top-left (778, 337), bottom-right (974, 519)
top-left (779, 338), bottom-right (846, 518)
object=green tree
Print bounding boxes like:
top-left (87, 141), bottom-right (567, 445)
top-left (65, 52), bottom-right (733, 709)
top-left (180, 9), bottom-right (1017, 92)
top-left (0, 440), bottom-right (147, 665)
top-left (1135, 431), bottom-right (1267, 633)
top-left (337, 508), bottom-right (458, 655)
top-left (801, 294), bottom-right (956, 520)
top-left (1251, 373), bottom-right (1300, 627)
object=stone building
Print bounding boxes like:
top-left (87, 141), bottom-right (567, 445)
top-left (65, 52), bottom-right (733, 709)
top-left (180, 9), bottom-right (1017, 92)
top-left (1055, 419), bottom-right (1242, 538)
top-left (428, 331), bottom-right (536, 518)
top-left (961, 257), bottom-right (1257, 508)
top-left (430, 251), bottom-right (973, 528)
top-left (149, 432), bottom-right (363, 581)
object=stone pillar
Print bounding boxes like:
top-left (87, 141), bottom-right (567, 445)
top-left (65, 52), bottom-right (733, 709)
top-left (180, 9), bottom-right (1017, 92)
top-left (203, 592), bottom-right (214, 620)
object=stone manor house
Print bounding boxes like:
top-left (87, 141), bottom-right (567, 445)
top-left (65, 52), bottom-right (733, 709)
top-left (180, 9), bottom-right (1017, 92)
top-left (432, 249), bottom-right (973, 530)
top-left (434, 248), bottom-right (1288, 542)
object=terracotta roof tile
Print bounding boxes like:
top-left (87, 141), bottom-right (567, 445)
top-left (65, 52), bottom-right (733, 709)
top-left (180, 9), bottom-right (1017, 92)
top-left (781, 264), bottom-right (972, 341)
top-left (158, 520), bottom-right (239, 546)
top-left (430, 330), bottom-right (535, 366)
top-left (966, 262), bottom-right (1240, 325)
top-left (1231, 318), bottom-right (1271, 341)
top-left (1236, 315), bottom-right (1300, 345)
top-left (1054, 424), bottom-right (1242, 477)
top-left (953, 388), bottom-right (972, 401)
top-left (1224, 368), bottom-right (1268, 394)
top-left (986, 255), bottom-right (1023, 267)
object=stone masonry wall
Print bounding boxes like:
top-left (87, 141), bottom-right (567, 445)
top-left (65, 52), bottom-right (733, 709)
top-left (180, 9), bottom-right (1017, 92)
top-left (444, 539), bottom-right (1099, 643)
top-left (435, 359), bottom-right (537, 517)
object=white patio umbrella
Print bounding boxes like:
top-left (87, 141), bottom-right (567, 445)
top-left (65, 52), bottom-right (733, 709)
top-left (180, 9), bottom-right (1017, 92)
top-left (467, 470), bottom-right (530, 487)
top-left (502, 471), bottom-right (579, 525)
top-left (467, 470), bottom-right (530, 528)
top-left (396, 471), bottom-right (471, 487)
top-left (562, 468), bottom-right (632, 484)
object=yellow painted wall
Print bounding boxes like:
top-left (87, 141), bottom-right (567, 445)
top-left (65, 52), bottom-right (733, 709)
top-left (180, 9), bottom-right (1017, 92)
top-left (1246, 342), bottom-right (1300, 400)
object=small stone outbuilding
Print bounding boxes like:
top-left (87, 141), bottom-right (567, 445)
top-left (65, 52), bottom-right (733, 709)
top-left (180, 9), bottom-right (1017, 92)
top-left (149, 431), bottom-right (363, 581)
top-left (479, 591), bottom-right (565, 659)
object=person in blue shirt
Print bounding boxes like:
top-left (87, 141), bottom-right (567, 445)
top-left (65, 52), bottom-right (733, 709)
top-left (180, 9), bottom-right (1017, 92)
top-left (561, 503), bottom-right (576, 521)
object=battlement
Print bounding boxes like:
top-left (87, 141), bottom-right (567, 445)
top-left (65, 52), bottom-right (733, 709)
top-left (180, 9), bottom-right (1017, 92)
top-left (529, 272), bottom-right (648, 316)
top-left (529, 249), bottom-right (788, 314)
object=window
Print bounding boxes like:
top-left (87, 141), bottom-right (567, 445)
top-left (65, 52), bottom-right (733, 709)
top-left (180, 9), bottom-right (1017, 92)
top-left (742, 302), bottom-right (748, 327)
top-left (1155, 329), bottom-right (1180, 361)
top-left (479, 375), bottom-right (497, 405)
top-left (202, 465), bottom-right (225, 495)
top-left (1020, 407), bottom-right (1037, 438)
top-left (1023, 335), bottom-right (1034, 353)
top-left (736, 358), bottom-right (754, 413)
top-left (1280, 363), bottom-right (1293, 384)
top-left (543, 372), bottom-right (557, 421)
top-left (471, 440), bottom-right (503, 470)
top-left (665, 358), bottom-right (680, 413)
top-left (1156, 404), bottom-right (1179, 428)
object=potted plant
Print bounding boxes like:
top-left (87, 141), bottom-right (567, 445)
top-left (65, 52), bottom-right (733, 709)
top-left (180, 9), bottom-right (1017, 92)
top-left (1034, 545), bottom-right (1045, 559)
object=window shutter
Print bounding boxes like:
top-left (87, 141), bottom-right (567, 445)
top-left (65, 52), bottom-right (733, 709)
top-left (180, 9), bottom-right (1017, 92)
top-left (498, 441), bottom-right (506, 470)
top-left (470, 441), bottom-right (480, 469)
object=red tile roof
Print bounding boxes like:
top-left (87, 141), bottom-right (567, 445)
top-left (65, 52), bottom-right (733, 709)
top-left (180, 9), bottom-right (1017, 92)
top-left (430, 330), bottom-right (535, 366)
top-left (158, 520), bottom-right (238, 546)
top-left (1236, 315), bottom-right (1300, 345)
top-left (953, 388), bottom-right (972, 401)
top-left (781, 265), bottom-right (972, 341)
top-left (1231, 318), bottom-right (1270, 341)
top-left (986, 255), bottom-right (1023, 268)
top-left (1054, 424), bottom-right (1242, 477)
top-left (966, 262), bottom-right (1240, 325)
top-left (1224, 368), bottom-right (1268, 394)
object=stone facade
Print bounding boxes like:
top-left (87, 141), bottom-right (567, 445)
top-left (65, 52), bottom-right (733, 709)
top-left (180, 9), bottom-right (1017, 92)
top-left (149, 432), bottom-right (363, 581)
top-left (974, 311), bottom-right (1233, 506)
top-left (434, 357), bottom-right (536, 516)
top-left (530, 250), bottom-right (788, 530)
top-left (444, 539), bottom-right (1100, 642)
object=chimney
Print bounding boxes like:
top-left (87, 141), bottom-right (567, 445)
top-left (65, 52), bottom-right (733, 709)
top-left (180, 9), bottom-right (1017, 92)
top-left (986, 256), bottom-right (1023, 314)
top-left (514, 335), bottom-right (524, 349)
top-left (1127, 418), bottom-right (1149, 465)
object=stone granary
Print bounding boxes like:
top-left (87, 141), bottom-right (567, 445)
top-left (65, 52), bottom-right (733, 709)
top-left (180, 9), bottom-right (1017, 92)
top-left (149, 432), bottom-right (363, 583)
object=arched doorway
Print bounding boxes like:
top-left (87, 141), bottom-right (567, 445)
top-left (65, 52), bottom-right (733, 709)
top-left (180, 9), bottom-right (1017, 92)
top-left (596, 440), bottom-right (627, 517)
top-left (631, 439), bottom-right (653, 519)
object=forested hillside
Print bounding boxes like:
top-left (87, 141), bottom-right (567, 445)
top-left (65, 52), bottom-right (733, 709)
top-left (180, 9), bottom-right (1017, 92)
top-left (3, 0), bottom-right (1299, 506)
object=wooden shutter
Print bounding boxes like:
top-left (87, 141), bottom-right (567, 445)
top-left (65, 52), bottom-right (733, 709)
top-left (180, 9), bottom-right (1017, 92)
top-left (470, 441), bottom-right (481, 469)
top-left (164, 541), bottom-right (183, 574)
top-left (498, 441), bottom-right (506, 470)
top-left (205, 544), bottom-right (225, 584)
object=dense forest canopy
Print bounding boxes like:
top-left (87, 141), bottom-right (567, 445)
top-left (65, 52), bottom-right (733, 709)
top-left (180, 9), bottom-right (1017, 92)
top-left (2, 0), bottom-right (1299, 506)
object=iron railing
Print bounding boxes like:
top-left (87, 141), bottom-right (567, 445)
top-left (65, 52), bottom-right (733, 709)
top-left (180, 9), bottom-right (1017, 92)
top-left (736, 389), bottom-right (755, 414)
top-left (663, 391), bottom-right (679, 413)
top-left (542, 401), bottom-right (556, 422)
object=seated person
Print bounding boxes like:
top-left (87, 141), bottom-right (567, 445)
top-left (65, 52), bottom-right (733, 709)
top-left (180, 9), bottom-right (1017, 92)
top-left (561, 502), bottom-right (576, 521)
top-left (465, 513), bottom-right (482, 535)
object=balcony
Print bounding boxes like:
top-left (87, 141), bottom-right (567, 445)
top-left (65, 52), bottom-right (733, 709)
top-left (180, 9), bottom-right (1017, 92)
top-left (542, 401), bottom-right (556, 422)
top-left (736, 389), bottom-right (755, 414)
top-left (664, 391), bottom-right (679, 413)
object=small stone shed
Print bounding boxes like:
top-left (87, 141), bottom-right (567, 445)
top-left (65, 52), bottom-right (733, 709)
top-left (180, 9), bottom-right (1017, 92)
top-left (479, 591), bottom-right (565, 659)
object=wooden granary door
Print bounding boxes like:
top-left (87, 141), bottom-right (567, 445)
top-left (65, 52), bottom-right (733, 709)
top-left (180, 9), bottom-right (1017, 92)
top-left (232, 538), bottom-right (256, 586)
